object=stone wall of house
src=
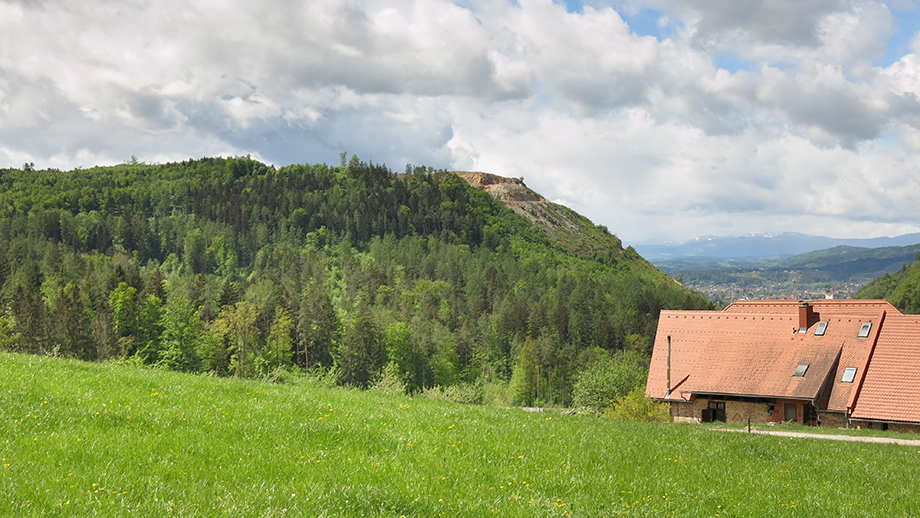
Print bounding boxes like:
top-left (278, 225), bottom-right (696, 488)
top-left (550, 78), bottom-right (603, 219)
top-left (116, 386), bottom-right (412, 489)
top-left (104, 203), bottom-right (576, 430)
top-left (724, 400), bottom-right (772, 424)
top-left (850, 420), bottom-right (920, 434)
top-left (818, 411), bottom-right (847, 428)
top-left (670, 401), bottom-right (700, 423)
top-left (672, 398), bottom-right (777, 424)
top-left (669, 397), bottom-right (920, 433)
top-left (889, 422), bottom-right (920, 434)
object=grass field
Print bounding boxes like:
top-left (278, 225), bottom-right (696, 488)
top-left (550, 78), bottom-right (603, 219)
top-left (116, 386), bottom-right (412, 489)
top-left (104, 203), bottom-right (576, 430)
top-left (3, 352), bottom-right (920, 517)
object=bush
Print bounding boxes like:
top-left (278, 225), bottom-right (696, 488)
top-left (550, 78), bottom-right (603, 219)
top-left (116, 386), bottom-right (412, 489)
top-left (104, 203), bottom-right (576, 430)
top-left (483, 382), bottom-right (509, 407)
top-left (572, 350), bottom-right (648, 412)
top-left (420, 381), bottom-right (484, 404)
top-left (304, 364), bottom-right (340, 388)
top-left (258, 365), bottom-right (301, 385)
top-left (604, 385), bottom-right (671, 422)
top-left (370, 362), bottom-right (407, 396)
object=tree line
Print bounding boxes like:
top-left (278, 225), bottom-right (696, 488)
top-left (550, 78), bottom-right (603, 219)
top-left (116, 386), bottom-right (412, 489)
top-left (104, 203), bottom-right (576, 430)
top-left (0, 155), bottom-right (711, 406)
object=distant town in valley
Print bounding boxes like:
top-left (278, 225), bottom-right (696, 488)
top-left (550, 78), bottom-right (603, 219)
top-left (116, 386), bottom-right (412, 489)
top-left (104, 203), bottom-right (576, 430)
top-left (675, 273), bottom-right (863, 305)
top-left (639, 233), bottom-right (920, 305)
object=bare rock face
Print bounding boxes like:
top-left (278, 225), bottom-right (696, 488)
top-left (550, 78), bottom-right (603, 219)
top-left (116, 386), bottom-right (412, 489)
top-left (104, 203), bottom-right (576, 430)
top-left (450, 172), bottom-right (546, 203)
top-left (449, 170), bottom-right (624, 256)
top-left (450, 171), bottom-right (578, 235)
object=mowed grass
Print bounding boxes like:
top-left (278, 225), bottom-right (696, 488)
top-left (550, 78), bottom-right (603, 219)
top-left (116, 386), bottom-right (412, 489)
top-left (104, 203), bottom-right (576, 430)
top-left (2, 353), bottom-right (919, 517)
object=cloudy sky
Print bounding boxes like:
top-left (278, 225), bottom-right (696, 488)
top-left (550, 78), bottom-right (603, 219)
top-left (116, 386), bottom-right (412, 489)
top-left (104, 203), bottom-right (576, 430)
top-left (2, 0), bottom-right (920, 244)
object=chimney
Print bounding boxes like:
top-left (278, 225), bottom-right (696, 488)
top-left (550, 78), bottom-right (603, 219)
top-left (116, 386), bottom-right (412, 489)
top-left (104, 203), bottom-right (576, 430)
top-left (798, 302), bottom-right (813, 333)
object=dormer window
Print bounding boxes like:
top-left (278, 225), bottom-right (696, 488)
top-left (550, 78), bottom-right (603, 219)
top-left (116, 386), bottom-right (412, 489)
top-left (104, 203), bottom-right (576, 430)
top-left (815, 321), bottom-right (828, 336)
top-left (793, 364), bottom-right (809, 377)
top-left (858, 323), bottom-right (872, 338)
top-left (841, 367), bottom-right (857, 383)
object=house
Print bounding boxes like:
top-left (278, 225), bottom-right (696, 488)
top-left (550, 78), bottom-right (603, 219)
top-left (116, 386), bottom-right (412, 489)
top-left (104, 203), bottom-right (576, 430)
top-left (645, 299), bottom-right (920, 432)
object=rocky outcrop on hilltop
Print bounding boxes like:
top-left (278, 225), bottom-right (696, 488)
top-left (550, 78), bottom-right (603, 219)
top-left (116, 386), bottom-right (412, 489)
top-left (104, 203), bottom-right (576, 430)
top-left (450, 171), bottom-right (624, 256)
top-left (450, 172), bottom-right (546, 203)
top-left (450, 171), bottom-right (560, 228)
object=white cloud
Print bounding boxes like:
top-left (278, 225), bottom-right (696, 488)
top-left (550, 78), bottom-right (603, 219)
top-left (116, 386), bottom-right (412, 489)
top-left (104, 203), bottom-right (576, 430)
top-left (1, 0), bottom-right (920, 243)
top-left (640, 0), bottom-right (844, 47)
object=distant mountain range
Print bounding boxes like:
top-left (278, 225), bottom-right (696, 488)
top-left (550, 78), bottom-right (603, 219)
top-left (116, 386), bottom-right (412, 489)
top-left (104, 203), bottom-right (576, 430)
top-left (647, 239), bottom-right (920, 303)
top-left (634, 232), bottom-right (920, 262)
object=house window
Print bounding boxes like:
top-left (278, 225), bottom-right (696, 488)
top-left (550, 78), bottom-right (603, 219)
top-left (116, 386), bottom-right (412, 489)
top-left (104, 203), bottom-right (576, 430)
top-left (858, 322), bottom-right (872, 338)
top-left (841, 367), bottom-right (857, 383)
top-left (793, 363), bottom-right (809, 377)
top-left (815, 321), bottom-right (828, 336)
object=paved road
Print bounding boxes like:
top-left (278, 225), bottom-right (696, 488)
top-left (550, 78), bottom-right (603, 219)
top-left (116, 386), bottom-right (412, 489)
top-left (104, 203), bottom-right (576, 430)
top-left (719, 428), bottom-right (920, 446)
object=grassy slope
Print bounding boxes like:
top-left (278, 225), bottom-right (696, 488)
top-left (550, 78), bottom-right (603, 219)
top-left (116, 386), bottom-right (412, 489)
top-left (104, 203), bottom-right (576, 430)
top-left (4, 353), bottom-right (919, 517)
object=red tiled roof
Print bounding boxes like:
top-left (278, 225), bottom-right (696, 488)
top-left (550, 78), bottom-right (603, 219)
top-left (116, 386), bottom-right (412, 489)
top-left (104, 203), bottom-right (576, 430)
top-left (850, 313), bottom-right (920, 423)
top-left (647, 300), bottom-right (888, 417)
top-left (724, 299), bottom-right (897, 314)
top-left (823, 314), bottom-right (882, 412)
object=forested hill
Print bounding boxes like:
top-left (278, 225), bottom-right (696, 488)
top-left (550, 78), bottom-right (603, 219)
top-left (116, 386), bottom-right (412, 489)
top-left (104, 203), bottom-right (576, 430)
top-left (0, 155), bottom-right (710, 406)
top-left (854, 253), bottom-right (920, 313)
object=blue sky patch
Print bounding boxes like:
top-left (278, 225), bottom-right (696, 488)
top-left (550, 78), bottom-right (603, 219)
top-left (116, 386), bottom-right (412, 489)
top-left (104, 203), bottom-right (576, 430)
top-left (713, 53), bottom-right (755, 74)
top-left (877, 9), bottom-right (920, 67)
top-left (559, 0), bottom-right (582, 14)
top-left (618, 8), bottom-right (672, 40)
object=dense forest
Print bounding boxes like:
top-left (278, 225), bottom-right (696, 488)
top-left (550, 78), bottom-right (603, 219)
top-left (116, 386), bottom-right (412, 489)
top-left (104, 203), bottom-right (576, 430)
top-left (854, 252), bottom-right (920, 313)
top-left (0, 155), bottom-right (711, 406)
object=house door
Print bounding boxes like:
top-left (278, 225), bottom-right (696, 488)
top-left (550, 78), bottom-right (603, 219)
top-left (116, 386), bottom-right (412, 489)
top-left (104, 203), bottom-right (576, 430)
top-left (784, 403), bottom-right (797, 422)
top-left (708, 401), bottom-right (726, 422)
top-left (803, 405), bottom-right (818, 426)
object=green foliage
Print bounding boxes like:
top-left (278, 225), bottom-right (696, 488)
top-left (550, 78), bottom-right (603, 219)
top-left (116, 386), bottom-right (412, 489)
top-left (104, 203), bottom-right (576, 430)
top-left (211, 301), bottom-right (259, 378)
top-left (264, 306), bottom-right (294, 372)
top-left (52, 283), bottom-right (94, 360)
top-left (603, 385), bottom-right (672, 422)
top-left (195, 330), bottom-right (228, 374)
top-left (370, 361), bottom-right (407, 396)
top-left (0, 157), bottom-right (712, 400)
top-left (420, 381), bottom-right (484, 404)
top-left (337, 297), bottom-right (384, 388)
top-left (136, 294), bottom-right (164, 357)
top-left (108, 282), bottom-right (138, 339)
top-left (383, 321), bottom-right (414, 388)
top-left (156, 295), bottom-right (201, 371)
top-left (855, 260), bottom-right (920, 313)
top-left (0, 311), bottom-right (19, 352)
top-left (572, 350), bottom-right (649, 412)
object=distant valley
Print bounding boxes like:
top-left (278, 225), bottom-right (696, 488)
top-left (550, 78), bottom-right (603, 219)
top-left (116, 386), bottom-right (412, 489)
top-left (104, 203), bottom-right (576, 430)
top-left (634, 232), bottom-right (920, 262)
top-left (635, 233), bottom-right (920, 304)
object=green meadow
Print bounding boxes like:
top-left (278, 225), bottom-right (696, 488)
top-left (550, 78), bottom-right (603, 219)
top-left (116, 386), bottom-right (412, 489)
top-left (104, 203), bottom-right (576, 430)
top-left (2, 352), bottom-right (919, 517)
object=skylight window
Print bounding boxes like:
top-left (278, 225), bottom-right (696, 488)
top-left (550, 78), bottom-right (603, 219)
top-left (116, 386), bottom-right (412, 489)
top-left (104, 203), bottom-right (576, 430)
top-left (793, 364), bottom-right (809, 377)
top-left (815, 321), bottom-right (828, 336)
top-left (841, 367), bottom-right (857, 383)
top-left (858, 322), bottom-right (872, 338)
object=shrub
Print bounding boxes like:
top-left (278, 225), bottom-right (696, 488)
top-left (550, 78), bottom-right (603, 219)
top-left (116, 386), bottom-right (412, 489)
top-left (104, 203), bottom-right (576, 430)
top-left (258, 365), bottom-right (301, 385)
top-left (370, 362), bottom-right (407, 396)
top-left (304, 364), bottom-right (340, 388)
top-left (604, 385), bottom-right (671, 422)
top-left (483, 382), bottom-right (510, 407)
top-left (572, 350), bottom-right (648, 412)
top-left (420, 381), bottom-right (484, 404)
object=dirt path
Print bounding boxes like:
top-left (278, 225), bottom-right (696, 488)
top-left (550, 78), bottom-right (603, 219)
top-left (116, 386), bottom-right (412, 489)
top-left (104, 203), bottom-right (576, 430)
top-left (718, 428), bottom-right (920, 446)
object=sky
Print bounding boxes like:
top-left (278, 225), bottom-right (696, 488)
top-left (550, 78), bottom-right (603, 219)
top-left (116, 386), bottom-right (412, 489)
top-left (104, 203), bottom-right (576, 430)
top-left (2, 0), bottom-right (920, 245)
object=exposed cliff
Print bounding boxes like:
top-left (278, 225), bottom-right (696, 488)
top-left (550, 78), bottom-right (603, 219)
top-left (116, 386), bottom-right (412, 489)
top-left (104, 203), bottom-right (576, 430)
top-left (451, 171), bottom-right (626, 258)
